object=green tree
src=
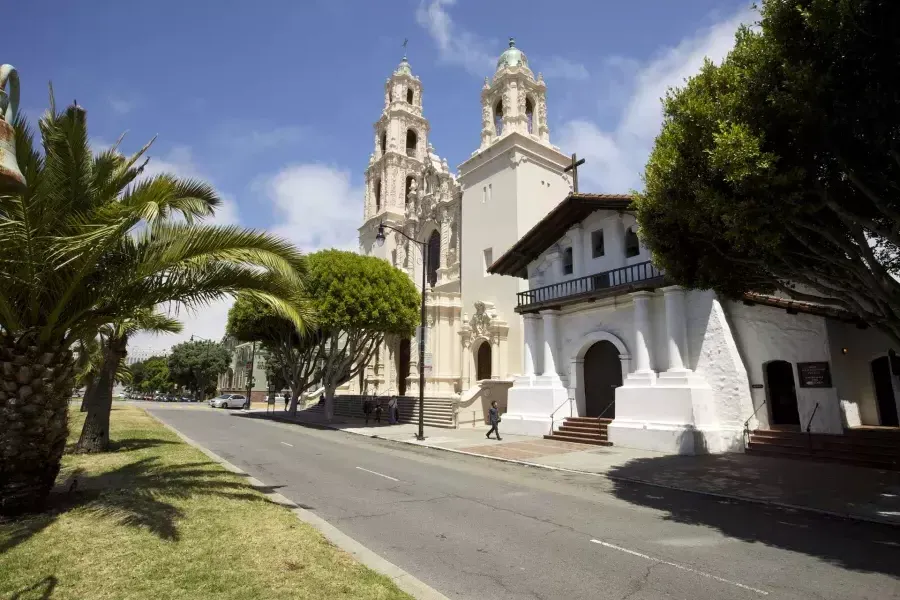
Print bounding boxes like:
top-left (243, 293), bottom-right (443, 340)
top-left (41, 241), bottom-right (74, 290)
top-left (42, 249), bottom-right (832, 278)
top-left (129, 359), bottom-right (149, 392)
top-left (0, 97), bottom-right (309, 514)
top-left (141, 356), bottom-right (173, 394)
top-left (167, 340), bottom-right (230, 400)
top-left (635, 0), bottom-right (900, 342)
top-left (227, 293), bottom-right (318, 415)
top-left (307, 250), bottom-right (419, 421)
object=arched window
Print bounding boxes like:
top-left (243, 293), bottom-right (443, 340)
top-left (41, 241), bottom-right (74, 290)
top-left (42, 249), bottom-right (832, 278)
top-left (427, 230), bottom-right (440, 288)
top-left (380, 132), bottom-right (386, 155)
top-left (624, 227), bottom-right (640, 258)
top-left (406, 129), bottom-right (418, 157)
top-left (525, 97), bottom-right (534, 134)
top-left (374, 179), bottom-right (382, 212)
top-left (494, 100), bottom-right (503, 136)
top-left (405, 176), bottom-right (415, 205)
top-left (406, 87), bottom-right (414, 104)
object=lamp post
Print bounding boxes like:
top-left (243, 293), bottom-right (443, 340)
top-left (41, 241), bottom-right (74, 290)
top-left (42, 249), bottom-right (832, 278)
top-left (190, 335), bottom-right (213, 403)
top-left (375, 222), bottom-right (427, 441)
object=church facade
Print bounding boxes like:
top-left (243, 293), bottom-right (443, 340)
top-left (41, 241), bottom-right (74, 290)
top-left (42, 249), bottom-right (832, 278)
top-left (347, 40), bottom-right (574, 424)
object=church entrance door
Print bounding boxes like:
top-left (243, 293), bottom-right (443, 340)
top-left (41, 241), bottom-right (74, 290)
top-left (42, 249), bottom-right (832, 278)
top-left (765, 360), bottom-right (800, 427)
top-left (476, 341), bottom-right (492, 381)
top-left (583, 341), bottom-right (621, 418)
top-left (871, 356), bottom-right (899, 427)
top-left (398, 338), bottom-right (411, 396)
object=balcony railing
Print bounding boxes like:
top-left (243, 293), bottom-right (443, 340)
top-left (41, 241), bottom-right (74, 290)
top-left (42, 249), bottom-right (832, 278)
top-left (516, 260), bottom-right (663, 311)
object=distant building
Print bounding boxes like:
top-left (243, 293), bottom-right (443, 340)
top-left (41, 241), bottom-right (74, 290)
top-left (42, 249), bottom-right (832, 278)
top-left (126, 347), bottom-right (168, 366)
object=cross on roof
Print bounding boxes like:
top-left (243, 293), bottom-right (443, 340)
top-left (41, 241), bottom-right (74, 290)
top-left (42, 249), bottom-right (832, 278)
top-left (402, 38), bottom-right (409, 58)
top-left (563, 153), bottom-right (586, 194)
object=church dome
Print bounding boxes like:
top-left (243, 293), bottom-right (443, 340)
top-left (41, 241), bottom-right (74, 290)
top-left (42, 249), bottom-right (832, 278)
top-left (394, 56), bottom-right (413, 76)
top-left (496, 38), bottom-right (528, 71)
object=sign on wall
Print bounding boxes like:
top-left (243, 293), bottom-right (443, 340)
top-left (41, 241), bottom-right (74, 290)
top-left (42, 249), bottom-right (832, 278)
top-left (797, 361), bottom-right (833, 388)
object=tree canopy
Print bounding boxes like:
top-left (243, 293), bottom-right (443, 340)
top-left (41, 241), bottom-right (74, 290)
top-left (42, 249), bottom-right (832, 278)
top-left (167, 340), bottom-right (230, 397)
top-left (634, 0), bottom-right (900, 341)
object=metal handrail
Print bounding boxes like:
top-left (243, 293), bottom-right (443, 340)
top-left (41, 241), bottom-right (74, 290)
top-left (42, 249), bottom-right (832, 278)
top-left (517, 260), bottom-right (662, 309)
top-left (742, 398), bottom-right (768, 449)
top-left (806, 402), bottom-right (820, 452)
top-left (550, 397), bottom-right (573, 434)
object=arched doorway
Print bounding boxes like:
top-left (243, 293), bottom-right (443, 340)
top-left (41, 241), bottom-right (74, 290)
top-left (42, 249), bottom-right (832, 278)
top-left (871, 356), bottom-right (899, 427)
top-left (397, 338), bottom-right (411, 396)
top-left (476, 341), bottom-right (492, 381)
top-left (765, 360), bottom-right (800, 426)
top-left (583, 341), bottom-right (622, 418)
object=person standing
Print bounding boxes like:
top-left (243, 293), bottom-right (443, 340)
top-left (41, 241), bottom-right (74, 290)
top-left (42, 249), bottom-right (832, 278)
top-left (486, 400), bottom-right (502, 440)
top-left (283, 390), bottom-right (291, 412)
top-left (388, 396), bottom-right (398, 424)
top-left (374, 400), bottom-right (383, 424)
top-left (363, 397), bottom-right (373, 424)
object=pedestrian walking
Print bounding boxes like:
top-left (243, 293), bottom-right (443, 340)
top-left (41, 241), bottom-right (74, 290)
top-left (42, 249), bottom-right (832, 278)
top-left (363, 397), bottom-right (373, 424)
top-left (388, 395), bottom-right (398, 424)
top-left (374, 400), bottom-right (383, 424)
top-left (486, 400), bottom-right (502, 440)
top-left (283, 391), bottom-right (291, 411)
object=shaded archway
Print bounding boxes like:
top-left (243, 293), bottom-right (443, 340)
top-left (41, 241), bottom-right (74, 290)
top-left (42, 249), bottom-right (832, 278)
top-left (494, 100), bottom-right (503, 136)
top-left (374, 179), bottom-right (382, 212)
top-left (406, 87), bottom-right (414, 104)
top-left (583, 341), bottom-right (622, 418)
top-left (397, 338), bottom-right (411, 396)
top-left (765, 360), bottom-right (800, 426)
top-left (476, 341), bottom-right (492, 381)
top-left (406, 129), bottom-right (418, 157)
top-left (871, 356), bottom-right (899, 427)
top-left (427, 230), bottom-right (440, 288)
top-left (525, 96), bottom-right (534, 134)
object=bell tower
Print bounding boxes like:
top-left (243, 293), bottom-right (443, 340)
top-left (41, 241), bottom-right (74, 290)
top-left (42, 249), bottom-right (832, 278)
top-left (362, 56), bottom-right (429, 225)
top-left (478, 38), bottom-right (551, 152)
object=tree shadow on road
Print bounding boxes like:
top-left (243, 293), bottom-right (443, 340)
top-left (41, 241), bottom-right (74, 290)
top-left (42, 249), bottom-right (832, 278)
top-left (608, 453), bottom-right (900, 578)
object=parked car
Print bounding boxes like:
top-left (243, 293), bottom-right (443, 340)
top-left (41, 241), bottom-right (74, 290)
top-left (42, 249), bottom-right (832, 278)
top-left (209, 394), bottom-right (246, 409)
top-left (264, 394), bottom-right (285, 404)
top-left (180, 395), bottom-right (192, 402)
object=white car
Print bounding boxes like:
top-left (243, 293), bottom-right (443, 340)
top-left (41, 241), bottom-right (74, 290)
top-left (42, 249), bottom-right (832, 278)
top-left (210, 394), bottom-right (246, 409)
top-left (265, 394), bottom-right (285, 404)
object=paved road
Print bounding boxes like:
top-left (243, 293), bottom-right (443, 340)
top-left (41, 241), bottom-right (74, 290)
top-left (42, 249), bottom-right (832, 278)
top-left (148, 404), bottom-right (900, 600)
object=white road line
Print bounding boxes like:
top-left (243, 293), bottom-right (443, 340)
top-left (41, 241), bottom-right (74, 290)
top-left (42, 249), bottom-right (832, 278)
top-left (280, 442), bottom-right (293, 447)
top-left (590, 539), bottom-right (768, 596)
top-left (355, 466), bottom-right (399, 482)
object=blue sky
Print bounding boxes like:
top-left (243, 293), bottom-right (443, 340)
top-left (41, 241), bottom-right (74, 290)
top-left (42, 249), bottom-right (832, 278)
top-left (9, 0), bottom-right (755, 350)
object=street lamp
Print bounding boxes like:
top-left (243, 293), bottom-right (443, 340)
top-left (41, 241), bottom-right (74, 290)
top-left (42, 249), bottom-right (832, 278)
top-left (376, 222), bottom-right (427, 441)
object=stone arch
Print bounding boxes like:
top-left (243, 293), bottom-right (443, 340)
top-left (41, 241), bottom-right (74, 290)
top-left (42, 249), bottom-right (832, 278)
top-left (406, 87), bottom-right (414, 104)
top-left (569, 330), bottom-right (631, 418)
top-left (475, 338), bottom-right (492, 381)
top-left (494, 99), bottom-right (503, 136)
top-left (406, 129), bottom-right (418, 157)
top-left (525, 96), bottom-right (534, 134)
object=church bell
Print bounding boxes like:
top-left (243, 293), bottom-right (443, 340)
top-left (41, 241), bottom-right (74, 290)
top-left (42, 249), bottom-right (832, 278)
top-left (0, 65), bottom-right (26, 195)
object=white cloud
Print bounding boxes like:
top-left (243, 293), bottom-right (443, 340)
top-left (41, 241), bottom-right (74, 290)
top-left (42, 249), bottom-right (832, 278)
top-left (540, 57), bottom-right (589, 81)
top-left (211, 123), bottom-right (308, 157)
top-left (108, 96), bottom-right (136, 115)
top-left (415, 0), bottom-right (495, 76)
top-left (557, 8), bottom-right (755, 192)
top-left (264, 163), bottom-right (362, 253)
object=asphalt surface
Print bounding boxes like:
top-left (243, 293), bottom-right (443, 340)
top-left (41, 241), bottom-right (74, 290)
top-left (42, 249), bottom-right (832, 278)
top-left (147, 403), bottom-right (900, 600)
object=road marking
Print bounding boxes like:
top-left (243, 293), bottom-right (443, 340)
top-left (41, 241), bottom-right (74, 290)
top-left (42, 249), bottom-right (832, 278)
top-left (280, 442), bottom-right (293, 447)
top-left (355, 467), bottom-right (399, 482)
top-left (590, 539), bottom-right (768, 596)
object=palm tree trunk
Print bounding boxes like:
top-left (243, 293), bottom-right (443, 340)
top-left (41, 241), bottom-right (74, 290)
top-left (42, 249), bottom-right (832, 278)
top-left (79, 376), bottom-right (97, 412)
top-left (76, 336), bottom-right (126, 453)
top-left (0, 332), bottom-right (74, 516)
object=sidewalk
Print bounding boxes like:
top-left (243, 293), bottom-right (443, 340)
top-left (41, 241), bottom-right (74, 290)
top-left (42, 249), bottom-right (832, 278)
top-left (244, 408), bottom-right (900, 527)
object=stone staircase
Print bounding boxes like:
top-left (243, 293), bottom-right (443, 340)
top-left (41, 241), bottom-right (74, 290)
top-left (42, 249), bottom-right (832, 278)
top-left (746, 427), bottom-right (900, 470)
top-left (302, 394), bottom-right (456, 428)
top-left (544, 416), bottom-right (613, 446)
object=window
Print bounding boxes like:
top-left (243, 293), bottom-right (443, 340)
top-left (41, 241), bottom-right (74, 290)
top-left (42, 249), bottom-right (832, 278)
top-left (406, 129), bottom-right (418, 157)
top-left (380, 132), bottom-right (386, 155)
top-left (427, 230), bottom-right (441, 288)
top-left (488, 183), bottom-right (492, 203)
top-left (591, 229), bottom-right (605, 258)
top-left (525, 97), bottom-right (534, 134)
top-left (494, 100), bottom-right (503, 136)
top-left (562, 247), bottom-right (574, 275)
top-left (374, 179), bottom-right (381, 212)
top-left (483, 248), bottom-right (493, 276)
top-left (625, 228), bottom-right (640, 258)
top-left (482, 186), bottom-right (487, 204)
top-left (406, 87), bottom-right (414, 104)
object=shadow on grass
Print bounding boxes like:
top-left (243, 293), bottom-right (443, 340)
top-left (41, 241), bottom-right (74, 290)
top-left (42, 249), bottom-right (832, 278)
top-left (9, 575), bottom-right (57, 599)
top-left (1, 456), bottom-right (278, 555)
top-left (608, 453), bottom-right (900, 578)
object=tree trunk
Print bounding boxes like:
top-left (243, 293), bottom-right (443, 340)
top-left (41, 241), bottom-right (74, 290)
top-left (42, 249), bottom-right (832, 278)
top-left (79, 376), bottom-right (97, 412)
top-left (76, 337), bottom-right (126, 453)
top-left (0, 332), bottom-right (74, 516)
top-left (324, 386), bottom-right (335, 421)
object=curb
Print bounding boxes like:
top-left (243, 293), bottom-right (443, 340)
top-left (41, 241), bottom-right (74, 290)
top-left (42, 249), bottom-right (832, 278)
top-left (147, 411), bottom-right (451, 600)
top-left (250, 413), bottom-right (900, 529)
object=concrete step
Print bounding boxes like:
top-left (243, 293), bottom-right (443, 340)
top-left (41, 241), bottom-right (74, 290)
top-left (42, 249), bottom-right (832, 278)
top-left (746, 443), bottom-right (900, 470)
top-left (543, 433), bottom-right (612, 446)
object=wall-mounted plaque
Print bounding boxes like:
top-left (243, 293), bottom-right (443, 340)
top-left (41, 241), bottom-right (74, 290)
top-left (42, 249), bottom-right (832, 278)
top-left (797, 361), bottom-right (832, 388)
top-left (751, 384), bottom-right (764, 389)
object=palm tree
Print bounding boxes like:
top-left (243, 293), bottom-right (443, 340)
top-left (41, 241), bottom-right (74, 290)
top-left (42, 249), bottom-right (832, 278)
top-left (77, 309), bottom-right (182, 452)
top-left (0, 96), bottom-right (311, 515)
top-left (73, 335), bottom-right (102, 411)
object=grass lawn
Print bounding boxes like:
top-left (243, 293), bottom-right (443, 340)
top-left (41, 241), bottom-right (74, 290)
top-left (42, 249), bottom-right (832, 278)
top-left (0, 405), bottom-right (411, 600)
